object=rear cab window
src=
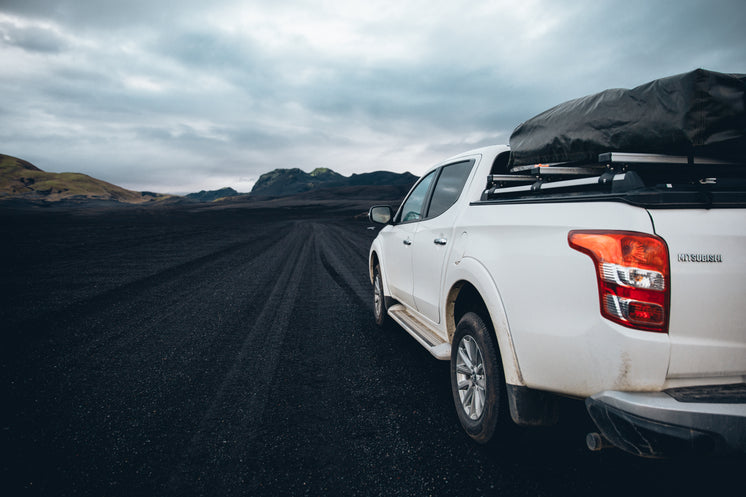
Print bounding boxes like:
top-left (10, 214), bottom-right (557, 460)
top-left (426, 160), bottom-right (474, 218)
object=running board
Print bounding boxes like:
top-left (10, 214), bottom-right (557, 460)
top-left (388, 304), bottom-right (451, 360)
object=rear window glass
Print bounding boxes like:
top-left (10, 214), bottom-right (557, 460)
top-left (427, 161), bottom-right (473, 218)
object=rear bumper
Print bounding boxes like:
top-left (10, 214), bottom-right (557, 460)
top-left (586, 389), bottom-right (746, 458)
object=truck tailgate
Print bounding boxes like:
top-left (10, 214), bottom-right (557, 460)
top-left (650, 209), bottom-right (746, 380)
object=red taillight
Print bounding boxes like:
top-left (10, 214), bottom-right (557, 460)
top-left (568, 230), bottom-right (670, 333)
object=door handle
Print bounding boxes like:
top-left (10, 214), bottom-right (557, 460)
top-left (434, 238), bottom-right (447, 245)
top-left (403, 239), bottom-right (412, 246)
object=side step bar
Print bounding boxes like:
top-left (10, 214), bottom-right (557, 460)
top-left (388, 304), bottom-right (451, 360)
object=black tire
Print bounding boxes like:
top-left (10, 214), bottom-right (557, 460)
top-left (450, 312), bottom-right (508, 444)
top-left (373, 264), bottom-right (389, 328)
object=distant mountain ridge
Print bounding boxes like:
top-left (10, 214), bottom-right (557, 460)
top-left (1, 153), bottom-right (417, 205)
top-left (0, 154), bottom-right (174, 204)
top-left (251, 167), bottom-right (417, 197)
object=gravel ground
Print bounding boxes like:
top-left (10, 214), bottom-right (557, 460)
top-left (1, 202), bottom-right (741, 496)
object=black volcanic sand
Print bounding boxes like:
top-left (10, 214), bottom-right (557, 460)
top-left (1, 200), bottom-right (742, 496)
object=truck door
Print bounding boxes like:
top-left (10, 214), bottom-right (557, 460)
top-left (412, 160), bottom-right (475, 324)
top-left (380, 170), bottom-right (437, 308)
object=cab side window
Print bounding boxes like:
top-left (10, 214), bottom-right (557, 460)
top-left (398, 170), bottom-right (436, 223)
top-left (426, 161), bottom-right (473, 218)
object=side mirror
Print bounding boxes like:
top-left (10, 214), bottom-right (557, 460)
top-left (368, 205), bottom-right (393, 225)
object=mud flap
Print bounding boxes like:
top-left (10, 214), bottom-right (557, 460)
top-left (506, 384), bottom-right (559, 427)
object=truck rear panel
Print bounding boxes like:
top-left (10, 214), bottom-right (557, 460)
top-left (650, 208), bottom-right (746, 382)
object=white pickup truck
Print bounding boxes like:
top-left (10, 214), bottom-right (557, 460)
top-left (367, 69), bottom-right (746, 457)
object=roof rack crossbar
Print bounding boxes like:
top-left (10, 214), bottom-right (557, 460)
top-left (487, 174), bottom-right (535, 184)
top-left (598, 152), bottom-right (740, 166)
top-left (509, 152), bottom-right (742, 174)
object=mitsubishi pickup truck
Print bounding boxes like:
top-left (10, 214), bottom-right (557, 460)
top-left (367, 69), bottom-right (746, 457)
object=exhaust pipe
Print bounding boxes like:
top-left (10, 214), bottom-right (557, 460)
top-left (586, 432), bottom-right (614, 452)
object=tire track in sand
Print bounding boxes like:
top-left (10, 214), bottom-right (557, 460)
top-left (165, 222), bottom-right (314, 493)
top-left (315, 222), bottom-right (373, 312)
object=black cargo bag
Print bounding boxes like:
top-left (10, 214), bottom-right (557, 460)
top-left (508, 68), bottom-right (746, 167)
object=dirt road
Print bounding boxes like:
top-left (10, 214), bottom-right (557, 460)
top-left (1, 203), bottom-right (741, 496)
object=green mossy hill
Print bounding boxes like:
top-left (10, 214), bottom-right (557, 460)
top-left (309, 167), bottom-right (343, 180)
top-left (0, 154), bottom-right (173, 203)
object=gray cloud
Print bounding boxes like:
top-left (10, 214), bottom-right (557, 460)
top-left (0, 21), bottom-right (68, 52)
top-left (1, 0), bottom-right (745, 194)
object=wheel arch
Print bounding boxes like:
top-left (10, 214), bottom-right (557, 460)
top-left (448, 281), bottom-right (489, 339)
top-left (444, 261), bottom-right (524, 387)
top-left (368, 235), bottom-right (387, 288)
top-left (369, 249), bottom-right (380, 285)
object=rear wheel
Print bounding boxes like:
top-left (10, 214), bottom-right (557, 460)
top-left (373, 264), bottom-right (389, 327)
top-left (450, 312), bottom-right (507, 444)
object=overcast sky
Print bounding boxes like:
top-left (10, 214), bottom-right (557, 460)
top-left (1, 0), bottom-right (745, 194)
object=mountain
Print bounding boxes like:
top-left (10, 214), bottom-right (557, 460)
top-left (186, 187), bottom-right (239, 202)
top-left (251, 167), bottom-right (416, 197)
top-left (347, 171), bottom-right (418, 187)
top-left (0, 154), bottom-right (174, 204)
top-left (250, 167), bottom-right (343, 196)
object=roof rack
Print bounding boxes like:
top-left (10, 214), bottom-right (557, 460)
top-left (486, 164), bottom-right (610, 191)
top-left (490, 156), bottom-right (612, 194)
top-left (482, 150), bottom-right (745, 200)
top-left (483, 170), bottom-right (639, 199)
